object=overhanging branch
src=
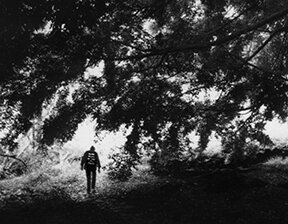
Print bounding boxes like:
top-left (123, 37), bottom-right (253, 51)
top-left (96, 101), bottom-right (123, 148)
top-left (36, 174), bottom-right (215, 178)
top-left (113, 7), bottom-right (288, 61)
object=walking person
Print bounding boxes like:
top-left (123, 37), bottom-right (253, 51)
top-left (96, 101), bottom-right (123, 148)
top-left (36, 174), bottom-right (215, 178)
top-left (81, 146), bottom-right (101, 194)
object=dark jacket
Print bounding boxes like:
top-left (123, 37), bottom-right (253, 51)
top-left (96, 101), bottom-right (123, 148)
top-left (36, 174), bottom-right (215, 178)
top-left (81, 150), bottom-right (101, 170)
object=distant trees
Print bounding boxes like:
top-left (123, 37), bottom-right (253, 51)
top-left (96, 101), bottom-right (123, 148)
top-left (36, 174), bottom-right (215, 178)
top-left (1, 0), bottom-right (288, 167)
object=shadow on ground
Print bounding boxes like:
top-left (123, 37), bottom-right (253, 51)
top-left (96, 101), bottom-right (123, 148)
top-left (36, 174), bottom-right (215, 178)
top-left (1, 168), bottom-right (288, 224)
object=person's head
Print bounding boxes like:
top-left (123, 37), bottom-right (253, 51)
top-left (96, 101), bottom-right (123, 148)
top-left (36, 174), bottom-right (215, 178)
top-left (90, 146), bottom-right (95, 151)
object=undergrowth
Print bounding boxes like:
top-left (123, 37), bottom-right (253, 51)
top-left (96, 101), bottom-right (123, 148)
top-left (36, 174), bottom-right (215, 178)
top-left (0, 160), bottom-right (162, 209)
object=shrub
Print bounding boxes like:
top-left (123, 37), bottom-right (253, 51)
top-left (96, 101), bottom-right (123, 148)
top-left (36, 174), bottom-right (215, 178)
top-left (105, 150), bottom-right (138, 182)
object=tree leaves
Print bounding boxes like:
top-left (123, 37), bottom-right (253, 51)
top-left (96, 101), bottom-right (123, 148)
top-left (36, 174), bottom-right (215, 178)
top-left (1, 0), bottom-right (288, 163)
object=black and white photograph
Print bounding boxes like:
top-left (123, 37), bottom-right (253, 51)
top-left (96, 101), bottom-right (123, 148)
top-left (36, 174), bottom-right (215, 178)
top-left (1, 0), bottom-right (288, 223)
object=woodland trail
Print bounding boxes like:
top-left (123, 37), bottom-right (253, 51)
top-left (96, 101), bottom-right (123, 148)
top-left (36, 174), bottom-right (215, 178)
top-left (1, 170), bottom-right (288, 224)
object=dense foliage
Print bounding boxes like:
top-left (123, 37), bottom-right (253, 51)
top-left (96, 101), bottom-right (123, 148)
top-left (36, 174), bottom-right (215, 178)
top-left (1, 0), bottom-right (288, 168)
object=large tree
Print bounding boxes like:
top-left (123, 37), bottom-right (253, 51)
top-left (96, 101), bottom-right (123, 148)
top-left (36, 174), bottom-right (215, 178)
top-left (1, 0), bottom-right (288, 162)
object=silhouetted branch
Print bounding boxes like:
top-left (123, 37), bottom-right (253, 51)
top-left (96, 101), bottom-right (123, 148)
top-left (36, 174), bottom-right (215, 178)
top-left (246, 26), bottom-right (288, 62)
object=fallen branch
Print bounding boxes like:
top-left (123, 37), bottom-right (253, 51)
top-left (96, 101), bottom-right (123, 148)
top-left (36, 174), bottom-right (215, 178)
top-left (0, 154), bottom-right (28, 168)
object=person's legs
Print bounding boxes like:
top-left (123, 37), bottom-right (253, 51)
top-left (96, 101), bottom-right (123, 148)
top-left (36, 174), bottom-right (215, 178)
top-left (91, 169), bottom-right (96, 192)
top-left (85, 168), bottom-right (91, 194)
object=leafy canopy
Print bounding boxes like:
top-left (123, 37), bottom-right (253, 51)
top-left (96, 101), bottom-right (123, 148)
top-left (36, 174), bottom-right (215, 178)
top-left (1, 0), bottom-right (288, 160)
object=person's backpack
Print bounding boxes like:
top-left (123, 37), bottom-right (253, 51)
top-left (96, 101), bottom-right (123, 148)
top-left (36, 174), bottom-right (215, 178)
top-left (86, 151), bottom-right (97, 166)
